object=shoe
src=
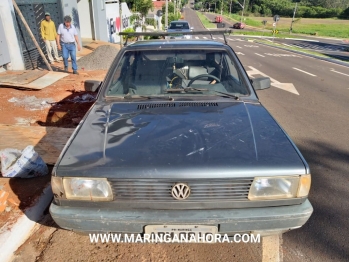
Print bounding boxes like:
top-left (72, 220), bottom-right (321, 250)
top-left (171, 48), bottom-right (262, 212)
top-left (73, 71), bottom-right (79, 75)
top-left (64, 67), bottom-right (68, 72)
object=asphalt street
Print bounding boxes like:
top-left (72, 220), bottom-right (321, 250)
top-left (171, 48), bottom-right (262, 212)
top-left (186, 5), bottom-right (349, 262)
top-left (13, 6), bottom-right (349, 262)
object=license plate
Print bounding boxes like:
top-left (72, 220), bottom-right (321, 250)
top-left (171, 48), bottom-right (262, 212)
top-left (144, 225), bottom-right (218, 243)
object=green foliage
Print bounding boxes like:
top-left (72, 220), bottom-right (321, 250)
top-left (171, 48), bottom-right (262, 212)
top-left (194, 0), bottom-right (346, 18)
top-left (121, 27), bottom-right (135, 40)
top-left (161, 13), bottom-right (182, 26)
top-left (196, 11), bottom-right (216, 28)
top-left (340, 7), bottom-right (349, 18)
top-left (145, 18), bottom-right (156, 27)
top-left (162, 2), bottom-right (175, 14)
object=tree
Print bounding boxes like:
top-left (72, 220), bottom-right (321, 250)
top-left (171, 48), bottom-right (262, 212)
top-left (130, 0), bottom-right (153, 31)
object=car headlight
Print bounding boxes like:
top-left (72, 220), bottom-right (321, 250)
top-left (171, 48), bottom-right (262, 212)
top-left (61, 177), bottom-right (113, 201)
top-left (248, 175), bottom-right (311, 200)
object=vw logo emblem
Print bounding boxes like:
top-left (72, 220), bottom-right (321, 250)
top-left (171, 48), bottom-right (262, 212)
top-left (171, 183), bottom-right (191, 200)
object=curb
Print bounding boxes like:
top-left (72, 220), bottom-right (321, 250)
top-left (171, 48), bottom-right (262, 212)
top-left (0, 184), bottom-right (53, 262)
top-left (255, 41), bottom-right (349, 68)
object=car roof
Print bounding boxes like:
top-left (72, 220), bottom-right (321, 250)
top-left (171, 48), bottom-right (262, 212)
top-left (126, 40), bottom-right (227, 49)
top-left (170, 20), bottom-right (189, 23)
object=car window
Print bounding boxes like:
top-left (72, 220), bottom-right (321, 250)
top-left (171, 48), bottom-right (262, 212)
top-left (169, 22), bottom-right (189, 29)
top-left (106, 50), bottom-right (249, 97)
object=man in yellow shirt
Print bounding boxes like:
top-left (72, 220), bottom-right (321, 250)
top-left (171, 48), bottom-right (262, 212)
top-left (41, 12), bottom-right (61, 63)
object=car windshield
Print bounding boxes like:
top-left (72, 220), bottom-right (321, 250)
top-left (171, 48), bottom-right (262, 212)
top-left (106, 49), bottom-right (249, 97)
top-left (169, 22), bottom-right (189, 29)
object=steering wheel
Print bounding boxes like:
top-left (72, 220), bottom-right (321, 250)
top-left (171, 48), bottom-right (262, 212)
top-left (187, 74), bottom-right (221, 87)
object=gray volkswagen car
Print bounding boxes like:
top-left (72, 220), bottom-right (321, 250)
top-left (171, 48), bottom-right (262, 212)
top-left (166, 20), bottom-right (193, 39)
top-left (50, 31), bottom-right (313, 240)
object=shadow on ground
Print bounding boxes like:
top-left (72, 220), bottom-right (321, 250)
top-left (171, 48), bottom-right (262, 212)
top-left (284, 139), bottom-right (349, 261)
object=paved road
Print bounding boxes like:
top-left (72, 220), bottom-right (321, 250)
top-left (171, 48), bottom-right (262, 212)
top-left (13, 5), bottom-right (349, 262)
top-left (186, 5), bottom-right (349, 262)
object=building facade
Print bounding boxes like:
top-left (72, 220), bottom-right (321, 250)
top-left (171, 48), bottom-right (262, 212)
top-left (0, 0), bottom-right (81, 70)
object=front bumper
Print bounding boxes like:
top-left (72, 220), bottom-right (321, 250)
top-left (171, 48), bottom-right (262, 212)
top-left (50, 200), bottom-right (313, 235)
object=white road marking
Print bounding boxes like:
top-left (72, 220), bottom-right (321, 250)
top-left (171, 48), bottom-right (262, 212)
top-left (255, 53), bottom-right (265, 57)
top-left (264, 53), bottom-right (301, 58)
top-left (236, 52), bottom-right (245, 56)
top-left (237, 39), bottom-right (244, 41)
top-left (282, 43), bottom-right (293, 47)
top-left (330, 69), bottom-right (349, 77)
top-left (285, 38), bottom-right (319, 42)
top-left (228, 38), bottom-right (235, 41)
top-left (212, 37), bottom-right (216, 39)
top-left (292, 67), bottom-right (317, 76)
top-left (195, 37), bottom-right (199, 39)
top-left (244, 45), bottom-right (259, 48)
top-left (203, 37), bottom-right (207, 39)
top-left (246, 66), bottom-right (299, 95)
top-left (218, 37), bottom-right (224, 40)
top-left (236, 46), bottom-right (242, 49)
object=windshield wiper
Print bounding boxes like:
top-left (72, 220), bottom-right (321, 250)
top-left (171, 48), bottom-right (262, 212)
top-left (164, 87), bottom-right (239, 100)
top-left (123, 94), bottom-right (174, 101)
top-left (185, 87), bottom-right (240, 100)
top-left (212, 91), bottom-right (240, 100)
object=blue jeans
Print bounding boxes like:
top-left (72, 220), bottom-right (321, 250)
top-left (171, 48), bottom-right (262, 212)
top-left (61, 42), bottom-right (77, 71)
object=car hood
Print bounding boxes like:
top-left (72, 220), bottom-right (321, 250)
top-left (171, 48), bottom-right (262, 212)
top-left (57, 101), bottom-right (306, 178)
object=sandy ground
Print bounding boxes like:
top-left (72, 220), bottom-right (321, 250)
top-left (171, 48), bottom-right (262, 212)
top-left (12, 213), bottom-right (264, 262)
top-left (0, 67), bottom-right (106, 128)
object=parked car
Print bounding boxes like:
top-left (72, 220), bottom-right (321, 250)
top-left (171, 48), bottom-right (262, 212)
top-left (215, 16), bottom-right (223, 23)
top-left (233, 22), bottom-right (246, 29)
top-left (50, 30), bottom-right (313, 240)
top-left (165, 20), bottom-right (193, 39)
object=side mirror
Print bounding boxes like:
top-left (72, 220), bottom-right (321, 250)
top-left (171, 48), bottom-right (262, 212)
top-left (190, 27), bottom-right (194, 31)
top-left (84, 80), bottom-right (102, 92)
top-left (165, 26), bottom-right (168, 30)
top-left (252, 77), bottom-right (271, 90)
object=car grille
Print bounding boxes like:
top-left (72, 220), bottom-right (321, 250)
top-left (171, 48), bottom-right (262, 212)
top-left (108, 178), bottom-right (253, 202)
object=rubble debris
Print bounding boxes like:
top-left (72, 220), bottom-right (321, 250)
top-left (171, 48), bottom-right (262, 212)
top-left (8, 96), bottom-right (55, 111)
top-left (71, 93), bottom-right (96, 103)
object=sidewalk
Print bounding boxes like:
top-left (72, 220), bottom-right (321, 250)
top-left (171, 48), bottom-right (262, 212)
top-left (0, 40), bottom-right (119, 262)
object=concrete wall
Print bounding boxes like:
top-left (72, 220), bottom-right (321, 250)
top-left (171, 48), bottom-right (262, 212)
top-left (91, 0), bottom-right (108, 42)
top-left (0, 0), bottom-right (25, 70)
top-left (77, 0), bottom-right (93, 39)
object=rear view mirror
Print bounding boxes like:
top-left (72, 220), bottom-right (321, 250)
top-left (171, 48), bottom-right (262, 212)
top-left (84, 80), bottom-right (102, 92)
top-left (252, 77), bottom-right (271, 90)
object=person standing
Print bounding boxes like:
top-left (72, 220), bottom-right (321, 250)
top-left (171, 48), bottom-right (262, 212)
top-left (40, 12), bottom-right (61, 63)
top-left (56, 16), bottom-right (81, 74)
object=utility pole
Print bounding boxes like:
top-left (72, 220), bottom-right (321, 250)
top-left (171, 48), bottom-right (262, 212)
top-left (230, 0), bottom-right (232, 14)
top-left (289, 2), bottom-right (298, 34)
top-left (234, 0), bottom-right (246, 23)
top-left (240, 0), bottom-right (245, 23)
top-left (165, 0), bottom-right (168, 28)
